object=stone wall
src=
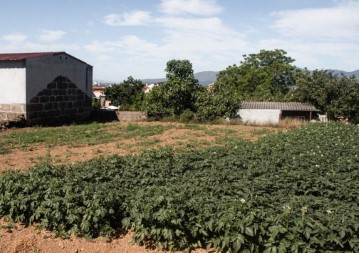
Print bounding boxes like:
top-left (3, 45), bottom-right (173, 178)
top-left (116, 111), bottom-right (147, 122)
top-left (26, 76), bottom-right (92, 124)
top-left (0, 103), bottom-right (26, 121)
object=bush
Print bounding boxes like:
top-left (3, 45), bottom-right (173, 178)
top-left (179, 109), bottom-right (195, 123)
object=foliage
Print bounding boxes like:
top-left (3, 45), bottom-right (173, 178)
top-left (146, 60), bottom-right (203, 116)
top-left (1, 123), bottom-right (358, 252)
top-left (214, 49), bottom-right (298, 101)
top-left (104, 76), bottom-right (145, 110)
top-left (195, 85), bottom-right (241, 122)
top-left (92, 99), bottom-right (101, 110)
top-left (289, 69), bottom-right (359, 123)
top-left (179, 109), bottom-right (195, 123)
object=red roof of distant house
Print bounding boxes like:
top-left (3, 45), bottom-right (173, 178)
top-left (0, 52), bottom-right (91, 66)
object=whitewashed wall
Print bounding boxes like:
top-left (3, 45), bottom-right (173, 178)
top-left (238, 109), bottom-right (281, 125)
top-left (0, 68), bottom-right (26, 104)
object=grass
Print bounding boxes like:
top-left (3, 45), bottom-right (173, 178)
top-left (0, 122), bottom-right (175, 154)
top-left (0, 121), bottom-right (287, 171)
top-left (122, 123), bottom-right (174, 139)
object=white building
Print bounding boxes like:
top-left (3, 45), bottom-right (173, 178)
top-left (0, 52), bottom-right (93, 124)
top-left (237, 101), bottom-right (318, 125)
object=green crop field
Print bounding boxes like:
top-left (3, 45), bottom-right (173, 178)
top-left (0, 123), bottom-right (358, 252)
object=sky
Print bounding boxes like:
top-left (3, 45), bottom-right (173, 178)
top-left (1, 0), bottom-right (359, 82)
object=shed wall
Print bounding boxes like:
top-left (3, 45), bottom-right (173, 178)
top-left (25, 53), bottom-right (92, 103)
top-left (238, 109), bottom-right (281, 124)
top-left (0, 68), bottom-right (26, 104)
top-left (0, 68), bottom-right (26, 121)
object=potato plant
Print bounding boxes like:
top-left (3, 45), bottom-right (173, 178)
top-left (0, 123), bottom-right (358, 252)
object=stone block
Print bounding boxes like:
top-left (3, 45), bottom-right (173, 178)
top-left (44, 103), bottom-right (53, 110)
top-left (27, 103), bottom-right (43, 112)
top-left (74, 101), bottom-right (83, 107)
top-left (57, 83), bottom-right (68, 89)
top-left (0, 104), bottom-right (10, 112)
top-left (0, 112), bottom-right (7, 120)
top-left (40, 96), bottom-right (49, 103)
top-left (28, 112), bottom-right (38, 119)
top-left (7, 112), bottom-right (24, 121)
top-left (10, 104), bottom-right (26, 113)
top-left (56, 96), bottom-right (64, 102)
top-left (30, 97), bottom-right (39, 104)
top-left (48, 82), bottom-right (57, 89)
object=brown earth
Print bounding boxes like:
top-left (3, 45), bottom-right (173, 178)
top-left (0, 121), bottom-right (285, 252)
top-left (0, 122), bottom-right (276, 172)
top-left (0, 219), bottom-right (207, 253)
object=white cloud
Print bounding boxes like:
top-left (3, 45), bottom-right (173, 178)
top-left (38, 30), bottom-right (66, 42)
top-left (103, 11), bottom-right (151, 26)
top-left (271, 0), bottom-right (359, 39)
top-left (1, 33), bottom-right (78, 53)
top-left (159, 0), bottom-right (223, 16)
top-left (264, 0), bottom-right (359, 71)
top-left (3, 33), bottom-right (27, 43)
top-left (97, 1), bottom-right (247, 78)
top-left (259, 38), bottom-right (359, 70)
top-left (84, 41), bottom-right (114, 54)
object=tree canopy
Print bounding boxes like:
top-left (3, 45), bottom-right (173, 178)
top-left (104, 76), bottom-right (145, 110)
top-left (289, 69), bottom-right (359, 123)
top-left (214, 49), bottom-right (298, 101)
top-left (146, 59), bottom-right (203, 116)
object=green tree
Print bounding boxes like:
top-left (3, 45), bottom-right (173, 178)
top-left (146, 59), bottom-right (203, 116)
top-left (104, 76), bottom-right (145, 110)
top-left (289, 69), bottom-right (359, 123)
top-left (195, 86), bottom-right (241, 121)
top-left (215, 49), bottom-right (298, 101)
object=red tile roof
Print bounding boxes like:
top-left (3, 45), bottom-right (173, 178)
top-left (0, 52), bottom-right (63, 61)
top-left (0, 52), bottom-right (91, 66)
top-left (241, 101), bottom-right (318, 111)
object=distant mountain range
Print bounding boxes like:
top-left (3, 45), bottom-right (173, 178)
top-left (141, 69), bottom-right (359, 86)
top-left (329, 69), bottom-right (359, 78)
top-left (141, 71), bottom-right (219, 85)
top-left (95, 69), bottom-right (359, 86)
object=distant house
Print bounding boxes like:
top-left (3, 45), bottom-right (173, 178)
top-left (0, 52), bottom-right (93, 124)
top-left (92, 85), bottom-right (106, 99)
top-left (237, 101), bottom-right (318, 125)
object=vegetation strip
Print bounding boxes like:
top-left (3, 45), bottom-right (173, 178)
top-left (0, 123), bottom-right (358, 252)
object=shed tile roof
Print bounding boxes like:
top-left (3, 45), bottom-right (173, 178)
top-left (241, 101), bottom-right (318, 111)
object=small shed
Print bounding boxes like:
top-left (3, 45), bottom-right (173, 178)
top-left (237, 101), bottom-right (318, 125)
top-left (0, 52), bottom-right (93, 125)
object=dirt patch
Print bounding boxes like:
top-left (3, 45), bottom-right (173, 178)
top-left (0, 122), bottom-right (279, 172)
top-left (0, 220), bottom-right (206, 253)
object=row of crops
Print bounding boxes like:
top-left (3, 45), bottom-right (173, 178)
top-left (0, 123), bottom-right (358, 252)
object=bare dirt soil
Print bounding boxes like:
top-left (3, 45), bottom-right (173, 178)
top-left (0, 220), bottom-right (207, 253)
top-left (0, 122), bottom-right (276, 172)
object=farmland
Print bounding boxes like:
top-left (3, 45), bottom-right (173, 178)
top-left (0, 122), bottom-right (279, 171)
top-left (0, 122), bottom-right (358, 252)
